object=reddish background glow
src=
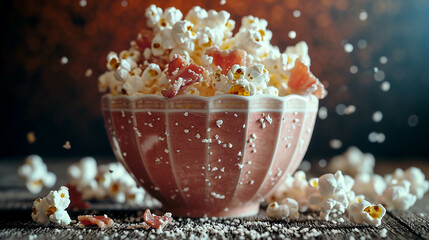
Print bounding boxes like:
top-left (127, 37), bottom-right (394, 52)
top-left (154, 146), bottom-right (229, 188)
top-left (1, 0), bottom-right (428, 160)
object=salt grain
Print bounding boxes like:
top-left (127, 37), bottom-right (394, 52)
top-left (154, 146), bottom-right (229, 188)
top-left (380, 81), bottom-right (390, 92)
top-left (293, 10), bottom-right (301, 18)
top-left (344, 43), bottom-right (354, 53)
top-left (359, 11), bottom-right (368, 21)
top-left (372, 111), bottom-right (383, 122)
top-left (60, 56), bottom-right (69, 65)
top-left (288, 31), bottom-right (296, 39)
top-left (330, 139), bottom-right (342, 149)
top-left (318, 106), bottom-right (328, 120)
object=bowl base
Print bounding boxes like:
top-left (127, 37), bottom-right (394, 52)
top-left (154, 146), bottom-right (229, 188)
top-left (163, 202), bottom-right (260, 218)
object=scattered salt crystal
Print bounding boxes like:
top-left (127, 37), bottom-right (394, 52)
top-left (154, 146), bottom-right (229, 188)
top-left (216, 120), bottom-right (223, 128)
top-left (60, 56), bottom-right (69, 65)
top-left (359, 11), bottom-right (368, 21)
top-left (344, 43), bottom-right (354, 53)
top-left (184, 112), bottom-right (189, 117)
top-left (330, 139), bottom-right (342, 149)
top-left (380, 81), bottom-right (390, 92)
top-left (318, 106), bottom-right (328, 120)
top-left (184, 129), bottom-right (189, 134)
top-left (79, 0), bottom-right (87, 7)
top-left (372, 111), bottom-right (383, 122)
top-left (350, 65), bottom-right (358, 74)
top-left (220, 0), bottom-right (226, 5)
top-left (288, 31), bottom-right (296, 39)
top-left (293, 10), bottom-right (301, 18)
top-left (379, 228), bottom-right (387, 238)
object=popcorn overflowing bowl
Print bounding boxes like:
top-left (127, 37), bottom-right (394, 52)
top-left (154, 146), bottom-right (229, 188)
top-left (101, 93), bottom-right (318, 217)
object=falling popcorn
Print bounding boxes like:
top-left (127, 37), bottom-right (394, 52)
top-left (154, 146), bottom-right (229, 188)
top-left (18, 155), bottom-right (57, 194)
top-left (348, 199), bottom-right (386, 227)
top-left (62, 141), bottom-right (71, 149)
top-left (26, 131), bottom-right (36, 144)
top-left (31, 186), bottom-right (71, 226)
top-left (266, 198), bottom-right (300, 221)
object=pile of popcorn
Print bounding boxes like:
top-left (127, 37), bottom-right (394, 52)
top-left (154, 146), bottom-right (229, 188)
top-left (98, 5), bottom-right (326, 99)
top-left (67, 157), bottom-right (146, 205)
top-left (268, 147), bottom-right (429, 227)
top-left (18, 155), bottom-right (57, 194)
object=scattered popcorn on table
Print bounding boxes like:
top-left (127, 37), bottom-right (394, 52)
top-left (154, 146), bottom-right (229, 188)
top-left (308, 171), bottom-right (354, 220)
top-left (348, 199), bottom-right (386, 227)
top-left (31, 186), bottom-right (71, 227)
top-left (98, 5), bottom-right (326, 99)
top-left (18, 155), bottom-right (57, 194)
top-left (384, 167), bottom-right (429, 199)
top-left (266, 202), bottom-right (290, 220)
top-left (377, 180), bottom-right (417, 211)
top-left (328, 146), bottom-right (375, 177)
top-left (269, 171), bottom-right (311, 211)
top-left (67, 158), bottom-right (147, 205)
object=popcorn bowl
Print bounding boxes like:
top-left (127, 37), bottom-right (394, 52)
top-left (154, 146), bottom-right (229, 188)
top-left (101, 94), bottom-right (318, 217)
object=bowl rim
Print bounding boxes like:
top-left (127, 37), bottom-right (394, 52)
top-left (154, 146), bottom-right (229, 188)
top-left (102, 93), bottom-right (319, 103)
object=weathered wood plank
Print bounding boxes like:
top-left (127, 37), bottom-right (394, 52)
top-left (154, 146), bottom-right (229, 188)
top-left (1, 158), bottom-right (428, 239)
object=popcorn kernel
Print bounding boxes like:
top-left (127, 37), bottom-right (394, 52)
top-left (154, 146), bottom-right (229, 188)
top-left (364, 205), bottom-right (383, 219)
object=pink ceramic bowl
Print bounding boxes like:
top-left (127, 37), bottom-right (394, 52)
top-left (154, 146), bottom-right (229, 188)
top-left (101, 94), bottom-right (318, 217)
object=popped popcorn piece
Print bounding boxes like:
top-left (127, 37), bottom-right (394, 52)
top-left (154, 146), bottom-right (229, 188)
top-left (143, 209), bottom-right (173, 231)
top-left (377, 180), bottom-right (417, 211)
top-left (266, 199), bottom-right (299, 221)
top-left (18, 155), bottom-right (57, 194)
top-left (31, 186), bottom-right (71, 227)
top-left (328, 146), bottom-right (375, 177)
top-left (269, 171), bottom-right (310, 211)
top-left (348, 199), bottom-right (386, 227)
top-left (78, 215), bottom-right (114, 229)
top-left (67, 157), bottom-right (99, 201)
top-left (353, 173), bottom-right (386, 201)
top-left (266, 202), bottom-right (290, 220)
top-left (384, 167), bottom-right (429, 199)
top-left (308, 170), bottom-right (354, 220)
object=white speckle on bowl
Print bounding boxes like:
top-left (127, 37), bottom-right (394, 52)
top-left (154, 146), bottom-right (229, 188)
top-left (216, 120), bottom-right (223, 128)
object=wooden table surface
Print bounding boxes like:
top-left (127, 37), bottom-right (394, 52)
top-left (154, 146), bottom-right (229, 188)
top-left (1, 157), bottom-right (428, 240)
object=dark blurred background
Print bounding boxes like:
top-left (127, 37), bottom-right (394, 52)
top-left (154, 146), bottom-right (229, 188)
top-left (1, 0), bottom-right (428, 161)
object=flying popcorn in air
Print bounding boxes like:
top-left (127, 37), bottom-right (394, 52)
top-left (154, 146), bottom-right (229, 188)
top-left (18, 155), bottom-right (57, 194)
